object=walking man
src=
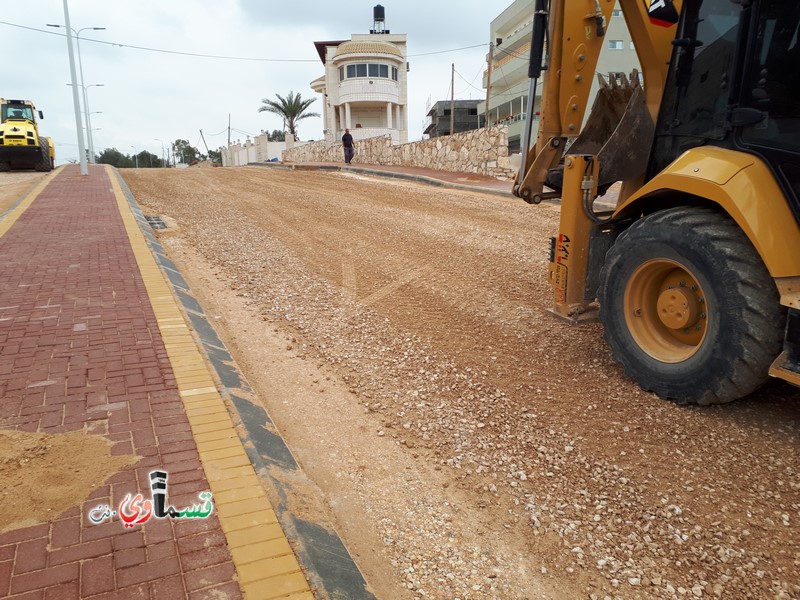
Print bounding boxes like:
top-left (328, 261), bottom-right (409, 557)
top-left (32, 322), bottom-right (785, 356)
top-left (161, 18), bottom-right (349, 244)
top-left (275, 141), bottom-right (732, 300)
top-left (342, 128), bottom-right (355, 164)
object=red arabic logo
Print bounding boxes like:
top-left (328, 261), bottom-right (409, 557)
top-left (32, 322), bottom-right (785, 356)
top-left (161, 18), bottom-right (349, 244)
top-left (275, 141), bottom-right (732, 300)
top-left (88, 470), bottom-right (213, 529)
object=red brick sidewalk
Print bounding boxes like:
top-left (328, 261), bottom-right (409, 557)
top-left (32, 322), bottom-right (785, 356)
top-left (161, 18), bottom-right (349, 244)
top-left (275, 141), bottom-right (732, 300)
top-left (0, 166), bottom-right (241, 599)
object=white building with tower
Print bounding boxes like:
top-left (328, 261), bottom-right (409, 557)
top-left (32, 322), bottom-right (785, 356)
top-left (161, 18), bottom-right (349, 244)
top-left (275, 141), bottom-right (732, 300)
top-left (311, 5), bottom-right (409, 144)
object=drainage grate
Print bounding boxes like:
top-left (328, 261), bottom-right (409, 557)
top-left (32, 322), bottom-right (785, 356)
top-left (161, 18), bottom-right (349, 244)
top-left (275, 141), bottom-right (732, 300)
top-left (145, 215), bottom-right (168, 230)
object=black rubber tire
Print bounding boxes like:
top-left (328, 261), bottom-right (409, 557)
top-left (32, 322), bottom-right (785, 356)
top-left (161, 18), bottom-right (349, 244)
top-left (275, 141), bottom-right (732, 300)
top-left (34, 137), bottom-right (52, 172)
top-left (598, 207), bottom-right (784, 405)
top-left (0, 162), bottom-right (9, 172)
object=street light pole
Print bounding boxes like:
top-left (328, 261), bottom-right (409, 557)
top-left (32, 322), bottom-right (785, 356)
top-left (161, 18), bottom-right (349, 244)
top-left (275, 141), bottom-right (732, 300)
top-left (154, 139), bottom-right (166, 168)
top-left (66, 83), bottom-right (103, 161)
top-left (84, 84), bottom-right (103, 161)
top-left (130, 145), bottom-right (138, 168)
top-left (57, 2), bottom-right (86, 175)
top-left (47, 23), bottom-right (105, 163)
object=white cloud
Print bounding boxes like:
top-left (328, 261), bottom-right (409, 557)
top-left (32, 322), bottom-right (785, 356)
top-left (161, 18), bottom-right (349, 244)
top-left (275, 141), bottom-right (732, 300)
top-left (0, 0), bottom-right (505, 164)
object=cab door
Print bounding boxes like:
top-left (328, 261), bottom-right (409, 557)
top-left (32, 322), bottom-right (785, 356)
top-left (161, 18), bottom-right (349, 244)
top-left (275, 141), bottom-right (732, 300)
top-left (735, 0), bottom-right (800, 224)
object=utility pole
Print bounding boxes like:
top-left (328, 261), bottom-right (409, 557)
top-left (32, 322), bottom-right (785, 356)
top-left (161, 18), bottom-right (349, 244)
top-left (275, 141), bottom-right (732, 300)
top-left (450, 63), bottom-right (455, 136)
top-left (199, 129), bottom-right (210, 157)
top-left (63, 0), bottom-right (87, 175)
top-left (484, 42), bottom-right (494, 128)
top-left (227, 114), bottom-right (231, 149)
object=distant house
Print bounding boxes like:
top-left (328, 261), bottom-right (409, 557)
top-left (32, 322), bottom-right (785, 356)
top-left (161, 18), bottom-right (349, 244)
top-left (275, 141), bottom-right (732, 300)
top-left (311, 8), bottom-right (409, 144)
top-left (423, 100), bottom-right (482, 138)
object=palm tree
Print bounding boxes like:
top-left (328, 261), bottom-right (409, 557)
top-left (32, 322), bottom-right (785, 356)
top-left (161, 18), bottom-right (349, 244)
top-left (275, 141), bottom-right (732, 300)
top-left (257, 91), bottom-right (320, 139)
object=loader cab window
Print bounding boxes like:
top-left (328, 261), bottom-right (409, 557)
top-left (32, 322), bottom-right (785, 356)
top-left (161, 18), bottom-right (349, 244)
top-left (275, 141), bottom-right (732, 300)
top-left (649, 0), bottom-right (743, 175)
top-left (738, 2), bottom-right (800, 153)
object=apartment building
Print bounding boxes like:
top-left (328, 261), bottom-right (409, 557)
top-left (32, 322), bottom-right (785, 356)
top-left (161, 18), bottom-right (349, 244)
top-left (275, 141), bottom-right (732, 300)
top-left (423, 100), bottom-right (482, 138)
top-left (478, 0), bottom-right (640, 153)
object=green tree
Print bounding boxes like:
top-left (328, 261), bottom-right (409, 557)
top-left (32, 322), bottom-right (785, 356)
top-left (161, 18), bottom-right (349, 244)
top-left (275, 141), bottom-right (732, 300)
top-left (267, 129), bottom-right (285, 142)
top-left (207, 148), bottom-right (222, 164)
top-left (135, 150), bottom-right (162, 168)
top-left (171, 139), bottom-right (204, 164)
top-left (97, 147), bottom-right (134, 168)
top-left (257, 91), bottom-right (319, 138)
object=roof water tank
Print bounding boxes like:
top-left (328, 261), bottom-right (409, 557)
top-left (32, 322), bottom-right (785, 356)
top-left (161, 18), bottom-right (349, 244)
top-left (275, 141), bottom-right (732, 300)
top-left (374, 5), bottom-right (385, 21)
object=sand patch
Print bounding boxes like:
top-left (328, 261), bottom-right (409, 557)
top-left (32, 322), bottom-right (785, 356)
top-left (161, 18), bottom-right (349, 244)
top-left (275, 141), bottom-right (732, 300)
top-left (0, 429), bottom-right (137, 532)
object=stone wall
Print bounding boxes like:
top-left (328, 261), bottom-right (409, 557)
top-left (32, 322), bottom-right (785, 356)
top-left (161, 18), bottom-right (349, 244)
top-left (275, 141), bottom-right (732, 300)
top-left (280, 126), bottom-right (515, 180)
top-left (222, 134), bottom-right (306, 167)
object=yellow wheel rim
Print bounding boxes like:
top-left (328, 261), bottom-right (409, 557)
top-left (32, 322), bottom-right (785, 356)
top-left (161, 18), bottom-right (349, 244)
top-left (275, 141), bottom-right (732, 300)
top-left (624, 259), bottom-right (708, 363)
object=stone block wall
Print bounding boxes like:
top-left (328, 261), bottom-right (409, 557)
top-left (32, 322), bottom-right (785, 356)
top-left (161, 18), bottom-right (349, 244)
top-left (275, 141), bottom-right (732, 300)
top-left (280, 126), bottom-right (515, 180)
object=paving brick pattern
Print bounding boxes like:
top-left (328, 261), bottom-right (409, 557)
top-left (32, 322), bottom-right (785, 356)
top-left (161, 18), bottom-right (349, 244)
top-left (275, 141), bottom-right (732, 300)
top-left (0, 166), bottom-right (242, 599)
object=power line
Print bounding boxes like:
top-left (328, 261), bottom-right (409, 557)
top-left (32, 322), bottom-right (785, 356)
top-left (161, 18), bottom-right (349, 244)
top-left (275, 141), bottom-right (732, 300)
top-left (203, 128), bottom-right (229, 137)
top-left (231, 127), bottom-right (259, 138)
top-left (464, 62), bottom-right (487, 87)
top-left (493, 44), bottom-right (530, 61)
top-left (454, 67), bottom-right (484, 95)
top-left (0, 21), bottom-right (318, 62)
top-left (0, 21), bottom-right (489, 63)
top-left (452, 66), bottom-right (529, 100)
top-left (408, 43), bottom-right (487, 57)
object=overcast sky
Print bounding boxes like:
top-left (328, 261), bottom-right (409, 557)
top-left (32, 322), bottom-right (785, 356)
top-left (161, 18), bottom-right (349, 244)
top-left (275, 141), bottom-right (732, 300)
top-left (0, 1), bottom-right (505, 164)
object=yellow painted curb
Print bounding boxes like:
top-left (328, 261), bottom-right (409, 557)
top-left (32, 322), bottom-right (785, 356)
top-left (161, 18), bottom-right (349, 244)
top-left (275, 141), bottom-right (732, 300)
top-left (0, 168), bottom-right (63, 239)
top-left (107, 165), bottom-right (311, 599)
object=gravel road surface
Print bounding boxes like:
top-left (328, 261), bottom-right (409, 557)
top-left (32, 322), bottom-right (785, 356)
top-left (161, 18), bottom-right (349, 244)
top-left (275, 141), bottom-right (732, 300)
top-left (116, 165), bottom-right (799, 600)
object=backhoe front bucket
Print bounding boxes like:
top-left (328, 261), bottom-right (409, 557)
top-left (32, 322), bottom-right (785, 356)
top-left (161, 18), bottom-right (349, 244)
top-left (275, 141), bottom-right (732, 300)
top-left (548, 71), bottom-right (655, 192)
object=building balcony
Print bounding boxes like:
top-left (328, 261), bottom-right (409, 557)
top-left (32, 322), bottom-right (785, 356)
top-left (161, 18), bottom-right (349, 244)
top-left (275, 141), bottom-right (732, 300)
top-left (496, 19), bottom-right (532, 56)
top-left (338, 79), bottom-right (400, 105)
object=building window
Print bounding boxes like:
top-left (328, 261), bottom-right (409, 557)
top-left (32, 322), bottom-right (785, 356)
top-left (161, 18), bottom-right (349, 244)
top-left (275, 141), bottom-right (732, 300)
top-left (468, 108), bottom-right (478, 116)
top-left (608, 40), bottom-right (624, 49)
top-left (612, 9), bottom-right (621, 16)
top-left (342, 63), bottom-right (398, 81)
top-left (629, 41), bottom-right (635, 50)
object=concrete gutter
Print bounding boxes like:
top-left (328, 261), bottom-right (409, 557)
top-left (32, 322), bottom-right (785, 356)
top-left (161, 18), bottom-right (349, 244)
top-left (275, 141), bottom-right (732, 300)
top-left (247, 162), bottom-right (514, 199)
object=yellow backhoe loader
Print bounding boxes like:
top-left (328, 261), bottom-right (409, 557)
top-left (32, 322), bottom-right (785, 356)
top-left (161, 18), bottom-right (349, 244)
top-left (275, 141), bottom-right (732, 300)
top-left (515, 0), bottom-right (800, 404)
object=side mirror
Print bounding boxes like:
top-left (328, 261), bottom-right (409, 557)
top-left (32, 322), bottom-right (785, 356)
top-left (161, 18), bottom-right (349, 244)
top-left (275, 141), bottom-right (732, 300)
top-left (38, 111), bottom-right (44, 119)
